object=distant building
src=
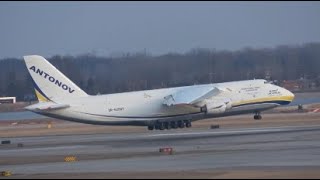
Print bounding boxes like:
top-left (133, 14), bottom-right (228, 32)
top-left (281, 80), bottom-right (301, 91)
top-left (23, 94), bottom-right (36, 102)
top-left (0, 97), bottom-right (16, 104)
top-left (298, 78), bottom-right (317, 90)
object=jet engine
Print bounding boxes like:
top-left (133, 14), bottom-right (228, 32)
top-left (202, 98), bottom-right (232, 114)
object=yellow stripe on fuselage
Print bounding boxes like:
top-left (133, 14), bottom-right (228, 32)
top-left (232, 95), bottom-right (294, 107)
top-left (35, 89), bottom-right (49, 102)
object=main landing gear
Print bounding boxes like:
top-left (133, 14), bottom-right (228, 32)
top-left (254, 111), bottom-right (262, 120)
top-left (148, 120), bottom-right (192, 131)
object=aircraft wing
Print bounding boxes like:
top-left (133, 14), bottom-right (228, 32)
top-left (25, 102), bottom-right (70, 111)
top-left (163, 86), bottom-right (222, 107)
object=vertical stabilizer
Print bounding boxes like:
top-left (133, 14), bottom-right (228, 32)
top-left (24, 55), bottom-right (88, 102)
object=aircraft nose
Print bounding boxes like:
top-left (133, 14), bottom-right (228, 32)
top-left (286, 89), bottom-right (295, 101)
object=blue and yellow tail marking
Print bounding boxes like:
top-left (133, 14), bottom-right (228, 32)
top-left (31, 78), bottom-right (50, 102)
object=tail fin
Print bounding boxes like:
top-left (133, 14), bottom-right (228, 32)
top-left (24, 55), bottom-right (88, 102)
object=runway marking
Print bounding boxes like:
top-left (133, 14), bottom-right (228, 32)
top-left (0, 145), bottom-right (85, 152)
top-left (148, 125), bottom-right (320, 137)
top-left (3, 125), bottom-right (320, 146)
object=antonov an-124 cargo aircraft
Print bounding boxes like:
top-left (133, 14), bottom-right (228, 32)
top-left (23, 55), bottom-right (295, 130)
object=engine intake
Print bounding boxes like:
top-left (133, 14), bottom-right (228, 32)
top-left (203, 98), bottom-right (232, 114)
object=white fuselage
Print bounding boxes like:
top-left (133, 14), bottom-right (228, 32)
top-left (31, 79), bottom-right (294, 126)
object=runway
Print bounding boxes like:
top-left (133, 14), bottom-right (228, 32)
top-left (1, 125), bottom-right (320, 178)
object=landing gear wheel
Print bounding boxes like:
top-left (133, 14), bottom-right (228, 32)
top-left (185, 121), bottom-right (192, 128)
top-left (164, 122), bottom-right (171, 130)
top-left (254, 113), bottom-right (262, 120)
top-left (171, 121), bottom-right (178, 129)
top-left (159, 122), bottom-right (165, 130)
top-left (148, 125), bottom-right (154, 131)
top-left (178, 121), bottom-right (185, 128)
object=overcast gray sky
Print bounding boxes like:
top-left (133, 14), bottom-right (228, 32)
top-left (1, 1), bottom-right (320, 58)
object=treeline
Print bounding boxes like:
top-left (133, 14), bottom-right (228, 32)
top-left (1, 42), bottom-right (320, 101)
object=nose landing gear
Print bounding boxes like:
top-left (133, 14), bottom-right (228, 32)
top-left (253, 112), bottom-right (262, 120)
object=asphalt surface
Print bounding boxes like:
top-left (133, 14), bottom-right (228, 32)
top-left (1, 125), bottom-right (320, 178)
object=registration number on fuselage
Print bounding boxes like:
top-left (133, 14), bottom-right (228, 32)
top-left (108, 107), bottom-right (124, 112)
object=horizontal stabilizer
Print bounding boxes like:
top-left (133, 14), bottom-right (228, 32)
top-left (25, 102), bottom-right (70, 111)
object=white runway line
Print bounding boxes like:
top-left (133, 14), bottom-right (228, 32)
top-left (148, 125), bottom-right (320, 137)
top-left (0, 145), bottom-right (86, 152)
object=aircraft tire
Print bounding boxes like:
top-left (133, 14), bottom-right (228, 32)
top-left (254, 115), bottom-right (262, 120)
top-left (178, 121), bottom-right (185, 128)
top-left (164, 122), bottom-right (171, 130)
top-left (186, 121), bottom-right (192, 128)
top-left (171, 121), bottom-right (178, 129)
top-left (159, 123), bottom-right (165, 130)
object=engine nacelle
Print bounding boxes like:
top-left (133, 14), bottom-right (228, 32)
top-left (203, 98), bottom-right (232, 114)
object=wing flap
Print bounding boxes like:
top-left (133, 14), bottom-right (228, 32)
top-left (163, 86), bottom-right (221, 107)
